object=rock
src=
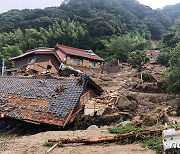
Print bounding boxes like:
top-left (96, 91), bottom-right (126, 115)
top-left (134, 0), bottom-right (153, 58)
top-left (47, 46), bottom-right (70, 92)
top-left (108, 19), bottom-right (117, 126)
top-left (103, 106), bottom-right (119, 115)
top-left (100, 76), bottom-right (112, 81)
top-left (117, 95), bottom-right (138, 111)
top-left (168, 111), bottom-right (177, 117)
top-left (86, 125), bottom-right (99, 130)
top-left (119, 120), bottom-right (131, 126)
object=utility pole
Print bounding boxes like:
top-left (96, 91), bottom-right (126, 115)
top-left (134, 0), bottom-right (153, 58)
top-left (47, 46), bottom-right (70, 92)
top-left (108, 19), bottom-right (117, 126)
top-left (2, 58), bottom-right (5, 76)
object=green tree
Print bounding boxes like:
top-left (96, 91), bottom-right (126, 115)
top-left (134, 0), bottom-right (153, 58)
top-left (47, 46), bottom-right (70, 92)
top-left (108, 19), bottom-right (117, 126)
top-left (128, 50), bottom-right (149, 72)
top-left (0, 44), bottom-right (23, 68)
top-left (24, 28), bottom-right (48, 50)
top-left (100, 33), bottom-right (148, 62)
top-left (164, 44), bottom-right (180, 93)
top-left (128, 50), bottom-right (149, 84)
top-left (156, 48), bottom-right (171, 67)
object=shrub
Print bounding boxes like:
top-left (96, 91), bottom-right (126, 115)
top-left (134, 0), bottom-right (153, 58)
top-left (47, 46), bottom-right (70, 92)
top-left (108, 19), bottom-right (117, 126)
top-left (156, 52), bottom-right (170, 66)
top-left (108, 124), bottom-right (141, 134)
top-left (141, 137), bottom-right (163, 154)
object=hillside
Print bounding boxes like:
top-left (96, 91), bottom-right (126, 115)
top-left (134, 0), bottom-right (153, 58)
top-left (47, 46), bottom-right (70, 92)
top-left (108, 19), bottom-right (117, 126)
top-left (0, 0), bottom-right (176, 40)
top-left (162, 2), bottom-right (180, 22)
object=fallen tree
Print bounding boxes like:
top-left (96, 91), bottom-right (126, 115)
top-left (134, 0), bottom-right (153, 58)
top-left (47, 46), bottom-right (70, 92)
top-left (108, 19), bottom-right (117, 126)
top-left (48, 129), bottom-right (163, 144)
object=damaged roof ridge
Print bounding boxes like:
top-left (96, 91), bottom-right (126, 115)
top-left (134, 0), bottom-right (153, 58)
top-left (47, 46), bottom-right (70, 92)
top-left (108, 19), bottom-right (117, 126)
top-left (10, 47), bottom-right (55, 60)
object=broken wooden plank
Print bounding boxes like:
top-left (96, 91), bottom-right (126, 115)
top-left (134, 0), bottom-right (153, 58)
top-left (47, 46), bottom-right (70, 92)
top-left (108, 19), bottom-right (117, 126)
top-left (47, 143), bottom-right (58, 153)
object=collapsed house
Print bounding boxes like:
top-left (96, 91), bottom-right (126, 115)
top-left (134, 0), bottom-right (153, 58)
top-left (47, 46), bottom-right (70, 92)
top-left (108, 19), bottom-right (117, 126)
top-left (0, 75), bottom-right (103, 127)
top-left (7, 44), bottom-right (104, 76)
top-left (8, 48), bottom-right (61, 76)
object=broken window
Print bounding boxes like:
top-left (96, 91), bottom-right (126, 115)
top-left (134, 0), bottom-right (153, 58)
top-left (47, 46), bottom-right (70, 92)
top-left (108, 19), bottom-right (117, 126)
top-left (28, 58), bottom-right (36, 64)
top-left (90, 62), bottom-right (96, 67)
top-left (71, 58), bottom-right (83, 66)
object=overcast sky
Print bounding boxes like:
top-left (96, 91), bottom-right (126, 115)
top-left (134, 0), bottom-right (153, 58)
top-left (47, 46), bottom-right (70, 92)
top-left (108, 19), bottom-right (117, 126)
top-left (0, 0), bottom-right (180, 13)
top-left (138, 0), bottom-right (180, 9)
top-left (0, 0), bottom-right (64, 13)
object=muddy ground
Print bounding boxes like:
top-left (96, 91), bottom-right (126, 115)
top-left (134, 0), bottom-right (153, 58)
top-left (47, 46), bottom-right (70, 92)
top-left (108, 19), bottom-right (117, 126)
top-left (0, 50), bottom-right (179, 154)
top-left (0, 130), bottom-right (154, 154)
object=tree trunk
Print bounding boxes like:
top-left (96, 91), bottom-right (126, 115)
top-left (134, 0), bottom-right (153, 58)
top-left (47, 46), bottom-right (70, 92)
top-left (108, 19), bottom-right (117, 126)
top-left (48, 129), bottom-right (163, 144)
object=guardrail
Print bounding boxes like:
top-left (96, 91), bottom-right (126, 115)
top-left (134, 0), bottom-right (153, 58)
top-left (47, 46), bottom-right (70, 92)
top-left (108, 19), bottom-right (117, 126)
top-left (162, 128), bottom-right (180, 152)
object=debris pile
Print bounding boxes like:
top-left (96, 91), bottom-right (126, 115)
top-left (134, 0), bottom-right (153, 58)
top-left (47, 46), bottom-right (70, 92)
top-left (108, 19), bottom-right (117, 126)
top-left (83, 91), bottom-right (138, 118)
top-left (131, 107), bottom-right (170, 127)
top-left (0, 75), bottom-right (103, 127)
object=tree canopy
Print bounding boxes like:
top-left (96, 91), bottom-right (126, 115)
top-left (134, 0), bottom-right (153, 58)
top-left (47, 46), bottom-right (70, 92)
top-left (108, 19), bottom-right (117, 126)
top-left (0, 0), bottom-right (177, 40)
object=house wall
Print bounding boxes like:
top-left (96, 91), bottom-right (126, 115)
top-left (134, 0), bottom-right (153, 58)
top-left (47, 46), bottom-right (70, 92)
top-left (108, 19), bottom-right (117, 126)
top-left (14, 54), bottom-right (35, 68)
top-left (71, 85), bottom-right (98, 118)
top-left (66, 56), bottom-right (102, 68)
top-left (35, 54), bottom-right (61, 71)
top-left (13, 54), bottom-right (61, 71)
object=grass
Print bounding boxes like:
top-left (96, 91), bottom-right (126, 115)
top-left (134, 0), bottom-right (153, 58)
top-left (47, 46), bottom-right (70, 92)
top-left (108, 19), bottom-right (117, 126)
top-left (108, 124), bottom-right (142, 134)
top-left (108, 124), bottom-right (163, 153)
top-left (141, 137), bottom-right (163, 154)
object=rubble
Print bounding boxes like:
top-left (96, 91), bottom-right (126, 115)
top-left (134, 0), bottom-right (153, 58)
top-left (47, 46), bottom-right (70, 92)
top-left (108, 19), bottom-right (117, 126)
top-left (131, 107), bottom-right (170, 127)
top-left (0, 75), bottom-right (103, 127)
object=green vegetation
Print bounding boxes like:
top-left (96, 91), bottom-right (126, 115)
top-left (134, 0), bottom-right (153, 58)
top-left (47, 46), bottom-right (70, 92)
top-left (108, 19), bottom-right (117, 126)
top-left (108, 124), bottom-right (141, 134)
top-left (141, 138), bottom-right (163, 154)
top-left (164, 44), bottom-right (180, 93)
top-left (97, 33), bottom-right (148, 62)
top-left (128, 50), bottom-right (149, 72)
top-left (0, 0), bottom-right (174, 40)
top-left (0, 20), bottom-right (90, 68)
top-left (156, 48), bottom-right (171, 67)
top-left (0, 0), bottom-right (179, 94)
top-left (162, 3), bottom-right (180, 22)
top-left (156, 20), bottom-right (180, 94)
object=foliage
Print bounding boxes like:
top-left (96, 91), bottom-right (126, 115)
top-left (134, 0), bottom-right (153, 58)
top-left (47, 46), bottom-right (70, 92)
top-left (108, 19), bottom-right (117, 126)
top-left (128, 50), bottom-right (149, 71)
top-left (0, 0), bottom-right (176, 40)
top-left (0, 45), bottom-right (23, 68)
top-left (0, 0), bottom-right (179, 71)
top-left (141, 137), bottom-right (163, 154)
top-left (160, 21), bottom-right (180, 94)
top-left (99, 33), bottom-right (148, 62)
top-left (164, 44), bottom-right (180, 94)
top-left (0, 20), bottom-right (89, 64)
top-left (162, 3), bottom-right (180, 22)
top-left (108, 124), bottom-right (141, 134)
top-left (156, 48), bottom-right (171, 67)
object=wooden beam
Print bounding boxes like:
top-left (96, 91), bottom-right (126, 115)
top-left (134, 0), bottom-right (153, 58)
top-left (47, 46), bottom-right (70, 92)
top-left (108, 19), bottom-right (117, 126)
top-left (48, 129), bottom-right (163, 144)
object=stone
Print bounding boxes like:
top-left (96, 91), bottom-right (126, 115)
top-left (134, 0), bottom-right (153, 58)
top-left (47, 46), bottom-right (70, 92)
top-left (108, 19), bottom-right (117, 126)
top-left (86, 125), bottom-right (99, 130)
top-left (117, 95), bottom-right (138, 111)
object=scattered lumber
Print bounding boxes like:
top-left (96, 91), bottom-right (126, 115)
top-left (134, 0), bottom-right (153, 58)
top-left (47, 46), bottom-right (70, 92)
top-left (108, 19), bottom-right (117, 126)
top-left (48, 129), bottom-right (163, 144)
top-left (47, 143), bottom-right (58, 153)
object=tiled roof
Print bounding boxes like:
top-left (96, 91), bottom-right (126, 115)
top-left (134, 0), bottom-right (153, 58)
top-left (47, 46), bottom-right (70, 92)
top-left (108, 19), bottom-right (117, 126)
top-left (10, 48), bottom-right (55, 60)
top-left (56, 44), bottom-right (104, 62)
top-left (0, 76), bottom-right (87, 126)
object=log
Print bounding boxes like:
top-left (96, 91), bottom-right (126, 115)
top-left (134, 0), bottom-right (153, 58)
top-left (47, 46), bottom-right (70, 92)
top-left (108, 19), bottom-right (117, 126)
top-left (48, 129), bottom-right (163, 144)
